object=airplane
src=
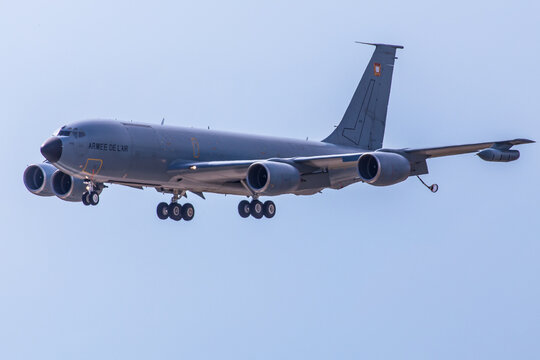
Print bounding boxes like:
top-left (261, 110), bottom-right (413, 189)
top-left (24, 43), bottom-right (534, 221)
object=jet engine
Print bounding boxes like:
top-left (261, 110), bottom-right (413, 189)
top-left (477, 148), bottom-right (520, 162)
top-left (357, 152), bottom-right (411, 186)
top-left (246, 161), bottom-right (301, 195)
top-left (51, 170), bottom-right (88, 202)
top-left (23, 163), bottom-right (57, 196)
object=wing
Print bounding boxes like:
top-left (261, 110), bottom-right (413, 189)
top-left (166, 138), bottom-right (534, 183)
top-left (402, 138), bottom-right (534, 158)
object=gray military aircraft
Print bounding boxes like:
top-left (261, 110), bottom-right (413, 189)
top-left (24, 43), bottom-right (533, 221)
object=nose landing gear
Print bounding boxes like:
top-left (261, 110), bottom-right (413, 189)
top-left (82, 181), bottom-right (101, 206)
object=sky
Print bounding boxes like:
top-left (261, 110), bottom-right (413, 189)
top-left (1, 0), bottom-right (539, 359)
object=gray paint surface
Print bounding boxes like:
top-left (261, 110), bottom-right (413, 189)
top-left (323, 43), bottom-right (402, 150)
top-left (34, 44), bottom-right (533, 199)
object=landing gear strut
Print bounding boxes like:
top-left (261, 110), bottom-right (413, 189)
top-left (238, 198), bottom-right (276, 219)
top-left (156, 191), bottom-right (195, 222)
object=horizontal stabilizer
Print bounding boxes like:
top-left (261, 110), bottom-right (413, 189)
top-left (355, 41), bottom-right (404, 49)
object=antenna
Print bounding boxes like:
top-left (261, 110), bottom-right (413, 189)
top-left (161, 118), bottom-right (165, 125)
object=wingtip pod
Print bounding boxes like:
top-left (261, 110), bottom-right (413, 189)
top-left (477, 138), bottom-right (534, 162)
top-left (477, 148), bottom-right (520, 162)
top-left (355, 41), bottom-right (404, 49)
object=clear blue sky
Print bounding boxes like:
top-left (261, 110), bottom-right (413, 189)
top-left (1, 1), bottom-right (539, 359)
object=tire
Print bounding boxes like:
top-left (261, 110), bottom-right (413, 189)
top-left (82, 192), bottom-right (90, 206)
top-left (181, 203), bottom-right (195, 221)
top-left (156, 202), bottom-right (169, 220)
top-left (89, 191), bottom-right (99, 206)
top-left (250, 200), bottom-right (264, 219)
top-left (238, 200), bottom-right (251, 218)
top-left (169, 203), bottom-right (182, 221)
top-left (263, 200), bottom-right (276, 218)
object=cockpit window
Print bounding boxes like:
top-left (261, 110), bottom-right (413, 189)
top-left (54, 126), bottom-right (85, 138)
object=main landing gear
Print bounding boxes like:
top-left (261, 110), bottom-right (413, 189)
top-left (238, 199), bottom-right (276, 219)
top-left (156, 192), bottom-right (195, 221)
top-left (82, 181), bottom-right (100, 206)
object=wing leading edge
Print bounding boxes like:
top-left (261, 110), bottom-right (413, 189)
top-left (166, 138), bottom-right (534, 185)
top-left (402, 138), bottom-right (534, 158)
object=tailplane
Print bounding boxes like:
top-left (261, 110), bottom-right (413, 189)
top-left (323, 42), bottom-right (402, 150)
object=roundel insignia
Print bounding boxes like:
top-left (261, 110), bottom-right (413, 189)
top-left (374, 62), bottom-right (381, 76)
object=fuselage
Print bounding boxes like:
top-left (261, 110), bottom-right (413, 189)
top-left (44, 119), bottom-right (363, 194)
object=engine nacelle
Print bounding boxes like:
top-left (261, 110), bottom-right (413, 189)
top-left (357, 152), bottom-right (411, 186)
top-left (246, 161), bottom-right (301, 195)
top-left (477, 148), bottom-right (520, 162)
top-left (52, 170), bottom-right (88, 202)
top-left (23, 163), bottom-right (57, 196)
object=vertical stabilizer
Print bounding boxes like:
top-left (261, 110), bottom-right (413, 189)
top-left (323, 43), bottom-right (402, 150)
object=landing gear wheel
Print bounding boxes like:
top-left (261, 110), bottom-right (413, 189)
top-left (250, 200), bottom-right (264, 219)
top-left (263, 200), bottom-right (276, 218)
top-left (238, 200), bottom-right (251, 218)
top-left (181, 203), bottom-right (195, 221)
top-left (156, 202), bottom-right (169, 220)
top-left (89, 191), bottom-right (99, 206)
top-left (82, 192), bottom-right (90, 206)
top-left (429, 184), bottom-right (439, 193)
top-left (169, 203), bottom-right (182, 221)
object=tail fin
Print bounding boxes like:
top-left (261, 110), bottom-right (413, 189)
top-left (323, 42), bottom-right (403, 150)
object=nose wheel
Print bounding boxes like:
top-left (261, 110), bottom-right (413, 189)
top-left (89, 191), bottom-right (100, 205)
top-left (238, 199), bottom-right (276, 219)
top-left (82, 191), bottom-right (100, 206)
top-left (82, 181), bottom-right (101, 206)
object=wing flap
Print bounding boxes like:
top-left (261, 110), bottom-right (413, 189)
top-left (168, 159), bottom-right (253, 182)
top-left (166, 154), bottom-right (364, 184)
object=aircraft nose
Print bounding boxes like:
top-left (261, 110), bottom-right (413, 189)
top-left (40, 137), bottom-right (63, 163)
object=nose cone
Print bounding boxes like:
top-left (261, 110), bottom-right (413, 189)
top-left (40, 137), bottom-right (63, 163)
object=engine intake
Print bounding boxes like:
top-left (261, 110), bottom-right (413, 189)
top-left (52, 170), bottom-right (88, 202)
top-left (246, 161), bottom-right (301, 195)
top-left (23, 163), bottom-right (57, 196)
top-left (357, 152), bottom-right (411, 186)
